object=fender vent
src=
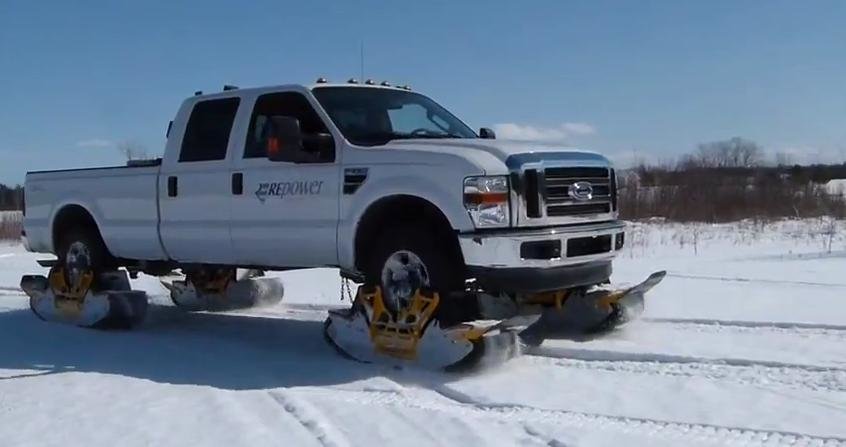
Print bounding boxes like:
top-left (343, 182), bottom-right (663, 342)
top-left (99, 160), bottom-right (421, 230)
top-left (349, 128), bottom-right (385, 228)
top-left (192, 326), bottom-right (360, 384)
top-left (344, 168), bottom-right (368, 194)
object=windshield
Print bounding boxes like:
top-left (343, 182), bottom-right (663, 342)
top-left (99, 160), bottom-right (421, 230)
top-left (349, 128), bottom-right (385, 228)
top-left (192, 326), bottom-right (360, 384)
top-left (312, 86), bottom-right (477, 146)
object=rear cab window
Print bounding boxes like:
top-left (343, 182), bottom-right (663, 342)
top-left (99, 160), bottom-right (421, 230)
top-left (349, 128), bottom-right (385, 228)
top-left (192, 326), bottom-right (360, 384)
top-left (179, 98), bottom-right (241, 162)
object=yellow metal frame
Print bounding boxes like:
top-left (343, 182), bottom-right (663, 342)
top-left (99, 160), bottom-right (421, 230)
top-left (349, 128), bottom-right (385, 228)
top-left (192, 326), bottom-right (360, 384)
top-left (524, 288), bottom-right (627, 313)
top-left (523, 289), bottom-right (571, 309)
top-left (48, 266), bottom-right (93, 317)
top-left (188, 268), bottom-right (234, 295)
top-left (357, 286), bottom-right (440, 361)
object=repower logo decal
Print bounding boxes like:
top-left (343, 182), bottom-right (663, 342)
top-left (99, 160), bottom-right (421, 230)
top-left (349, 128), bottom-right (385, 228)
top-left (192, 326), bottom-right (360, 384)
top-left (255, 180), bottom-right (324, 203)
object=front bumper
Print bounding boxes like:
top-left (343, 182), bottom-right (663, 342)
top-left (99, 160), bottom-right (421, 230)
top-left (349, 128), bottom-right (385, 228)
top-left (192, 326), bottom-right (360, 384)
top-left (459, 220), bottom-right (626, 292)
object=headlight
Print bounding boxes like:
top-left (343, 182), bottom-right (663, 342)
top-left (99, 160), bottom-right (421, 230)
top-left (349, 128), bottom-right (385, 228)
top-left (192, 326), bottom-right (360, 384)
top-left (464, 176), bottom-right (510, 228)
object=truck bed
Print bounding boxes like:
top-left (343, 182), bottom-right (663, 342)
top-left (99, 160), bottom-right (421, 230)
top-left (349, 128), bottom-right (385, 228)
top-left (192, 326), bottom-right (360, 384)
top-left (24, 160), bottom-right (168, 261)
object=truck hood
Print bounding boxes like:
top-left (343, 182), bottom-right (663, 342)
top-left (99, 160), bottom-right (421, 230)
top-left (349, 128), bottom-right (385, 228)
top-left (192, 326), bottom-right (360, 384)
top-left (386, 139), bottom-right (611, 174)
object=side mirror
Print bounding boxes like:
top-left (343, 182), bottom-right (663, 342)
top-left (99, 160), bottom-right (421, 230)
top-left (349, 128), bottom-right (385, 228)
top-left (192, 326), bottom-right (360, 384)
top-left (303, 132), bottom-right (334, 157)
top-left (479, 127), bottom-right (496, 139)
top-left (266, 116), bottom-right (303, 162)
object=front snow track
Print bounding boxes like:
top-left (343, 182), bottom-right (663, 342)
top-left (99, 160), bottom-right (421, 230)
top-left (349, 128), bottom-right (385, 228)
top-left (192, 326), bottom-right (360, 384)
top-left (323, 285), bottom-right (523, 371)
top-left (322, 273), bottom-right (665, 371)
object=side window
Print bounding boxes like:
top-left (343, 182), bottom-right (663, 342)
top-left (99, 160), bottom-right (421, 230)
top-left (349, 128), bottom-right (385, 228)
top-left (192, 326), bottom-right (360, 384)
top-left (179, 98), bottom-right (240, 162)
top-left (244, 92), bottom-right (332, 160)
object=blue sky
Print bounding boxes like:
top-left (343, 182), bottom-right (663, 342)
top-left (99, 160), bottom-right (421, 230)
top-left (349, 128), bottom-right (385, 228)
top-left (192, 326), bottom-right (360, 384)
top-left (1, 0), bottom-right (845, 183)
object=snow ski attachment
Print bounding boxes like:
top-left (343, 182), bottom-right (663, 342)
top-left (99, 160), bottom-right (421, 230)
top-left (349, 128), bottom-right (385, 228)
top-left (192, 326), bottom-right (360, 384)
top-left (519, 271), bottom-right (666, 346)
top-left (20, 266), bottom-right (148, 329)
top-left (323, 285), bottom-right (521, 371)
top-left (161, 268), bottom-right (284, 312)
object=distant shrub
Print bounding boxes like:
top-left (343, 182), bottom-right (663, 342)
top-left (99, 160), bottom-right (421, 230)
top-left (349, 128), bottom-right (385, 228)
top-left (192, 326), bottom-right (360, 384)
top-left (0, 211), bottom-right (22, 240)
top-left (618, 172), bottom-right (845, 222)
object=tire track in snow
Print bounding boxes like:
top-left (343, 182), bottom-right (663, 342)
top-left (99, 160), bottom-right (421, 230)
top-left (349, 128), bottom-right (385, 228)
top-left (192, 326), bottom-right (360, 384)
top-left (644, 317), bottom-right (846, 333)
top-left (522, 352), bottom-right (846, 393)
top-left (529, 346), bottom-right (846, 373)
top-left (0, 286), bottom-right (25, 295)
top-left (301, 387), bottom-right (846, 446)
top-left (267, 390), bottom-right (351, 447)
top-left (666, 272), bottom-right (846, 288)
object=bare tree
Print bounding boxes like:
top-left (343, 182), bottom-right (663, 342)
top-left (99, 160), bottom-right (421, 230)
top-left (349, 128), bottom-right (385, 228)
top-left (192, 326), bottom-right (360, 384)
top-left (695, 137), bottom-right (762, 168)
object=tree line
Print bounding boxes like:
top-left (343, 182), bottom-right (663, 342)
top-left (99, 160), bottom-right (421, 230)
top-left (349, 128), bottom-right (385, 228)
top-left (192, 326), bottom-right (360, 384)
top-left (619, 137), bottom-right (846, 222)
top-left (0, 184), bottom-right (23, 211)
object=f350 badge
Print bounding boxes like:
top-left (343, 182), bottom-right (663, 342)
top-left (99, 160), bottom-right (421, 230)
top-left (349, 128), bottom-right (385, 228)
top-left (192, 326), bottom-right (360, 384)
top-left (255, 180), bottom-right (324, 203)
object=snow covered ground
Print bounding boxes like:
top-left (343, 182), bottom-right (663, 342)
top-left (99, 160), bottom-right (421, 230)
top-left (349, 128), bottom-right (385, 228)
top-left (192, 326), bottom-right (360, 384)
top-left (1, 219), bottom-right (845, 446)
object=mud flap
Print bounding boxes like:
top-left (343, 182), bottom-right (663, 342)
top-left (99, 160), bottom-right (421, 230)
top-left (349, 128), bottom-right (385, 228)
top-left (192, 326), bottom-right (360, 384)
top-left (20, 270), bottom-right (148, 329)
top-left (519, 271), bottom-right (666, 346)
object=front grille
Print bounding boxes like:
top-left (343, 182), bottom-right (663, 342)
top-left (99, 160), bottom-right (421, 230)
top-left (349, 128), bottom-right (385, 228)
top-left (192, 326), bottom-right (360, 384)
top-left (542, 167), bottom-right (612, 218)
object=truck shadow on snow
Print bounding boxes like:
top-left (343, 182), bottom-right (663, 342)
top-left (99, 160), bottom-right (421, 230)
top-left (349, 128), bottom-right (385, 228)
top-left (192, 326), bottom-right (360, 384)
top-left (0, 304), bottom-right (453, 389)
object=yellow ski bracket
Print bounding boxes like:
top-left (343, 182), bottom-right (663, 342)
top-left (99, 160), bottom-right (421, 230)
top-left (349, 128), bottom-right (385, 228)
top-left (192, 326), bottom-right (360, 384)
top-left (524, 289), bottom-right (571, 309)
top-left (595, 290), bottom-right (625, 313)
top-left (47, 266), bottom-right (93, 317)
top-left (357, 286), bottom-right (440, 361)
top-left (187, 268), bottom-right (234, 295)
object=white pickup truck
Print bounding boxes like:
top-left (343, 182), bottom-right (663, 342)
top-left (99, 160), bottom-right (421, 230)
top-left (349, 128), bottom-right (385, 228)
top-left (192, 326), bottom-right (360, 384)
top-left (25, 80), bottom-right (623, 289)
top-left (22, 80), bottom-right (651, 369)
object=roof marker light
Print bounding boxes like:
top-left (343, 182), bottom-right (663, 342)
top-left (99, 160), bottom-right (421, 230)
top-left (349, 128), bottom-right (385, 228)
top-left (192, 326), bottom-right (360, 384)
top-left (316, 77), bottom-right (328, 83)
top-left (365, 79), bottom-right (375, 85)
top-left (347, 78), bottom-right (359, 84)
top-left (380, 81), bottom-right (391, 86)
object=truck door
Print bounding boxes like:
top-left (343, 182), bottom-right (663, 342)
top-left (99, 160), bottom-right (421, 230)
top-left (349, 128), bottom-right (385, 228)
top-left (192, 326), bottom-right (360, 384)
top-left (158, 97), bottom-right (241, 264)
top-left (230, 91), bottom-right (340, 267)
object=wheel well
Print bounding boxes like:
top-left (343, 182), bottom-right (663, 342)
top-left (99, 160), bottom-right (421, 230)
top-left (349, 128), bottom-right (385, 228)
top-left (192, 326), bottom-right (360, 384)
top-left (354, 195), bottom-right (464, 272)
top-left (51, 205), bottom-right (104, 255)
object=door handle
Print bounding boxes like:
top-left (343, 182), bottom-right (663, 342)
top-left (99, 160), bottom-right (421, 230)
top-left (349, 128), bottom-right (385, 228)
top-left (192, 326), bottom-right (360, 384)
top-left (232, 172), bottom-right (243, 195)
top-left (167, 176), bottom-right (178, 197)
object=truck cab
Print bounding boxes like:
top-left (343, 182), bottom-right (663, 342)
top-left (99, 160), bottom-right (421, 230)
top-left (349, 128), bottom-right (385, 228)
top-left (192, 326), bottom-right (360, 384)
top-left (24, 80), bottom-right (625, 305)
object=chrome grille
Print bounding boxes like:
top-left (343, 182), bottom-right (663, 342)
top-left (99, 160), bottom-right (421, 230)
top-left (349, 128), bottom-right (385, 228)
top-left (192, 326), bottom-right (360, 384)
top-left (543, 167), bottom-right (612, 217)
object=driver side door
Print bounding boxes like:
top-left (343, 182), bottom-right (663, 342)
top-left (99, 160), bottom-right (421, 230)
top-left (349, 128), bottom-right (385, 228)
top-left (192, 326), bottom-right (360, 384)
top-left (230, 91), bottom-right (341, 267)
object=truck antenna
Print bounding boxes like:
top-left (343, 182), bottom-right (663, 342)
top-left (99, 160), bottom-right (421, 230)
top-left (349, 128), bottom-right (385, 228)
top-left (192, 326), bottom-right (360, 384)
top-left (360, 41), bottom-right (365, 81)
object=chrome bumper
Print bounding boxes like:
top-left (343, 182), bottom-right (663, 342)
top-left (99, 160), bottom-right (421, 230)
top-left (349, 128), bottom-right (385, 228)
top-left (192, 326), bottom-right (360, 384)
top-left (459, 220), bottom-right (626, 269)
